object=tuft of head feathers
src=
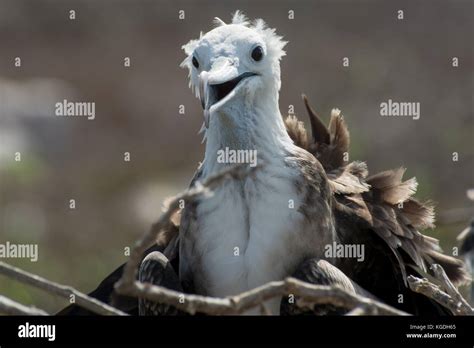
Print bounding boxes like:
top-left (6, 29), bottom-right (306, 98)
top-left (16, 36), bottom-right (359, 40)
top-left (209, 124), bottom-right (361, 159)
top-left (213, 17), bottom-right (226, 27)
top-left (180, 11), bottom-right (287, 93)
top-left (231, 10), bottom-right (249, 26)
top-left (228, 10), bottom-right (287, 60)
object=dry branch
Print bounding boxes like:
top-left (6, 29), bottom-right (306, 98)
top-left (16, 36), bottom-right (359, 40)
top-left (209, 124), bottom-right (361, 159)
top-left (430, 264), bottom-right (472, 312)
top-left (0, 261), bottom-right (127, 316)
top-left (407, 265), bottom-right (473, 316)
top-left (119, 277), bottom-right (409, 316)
top-left (0, 294), bottom-right (48, 316)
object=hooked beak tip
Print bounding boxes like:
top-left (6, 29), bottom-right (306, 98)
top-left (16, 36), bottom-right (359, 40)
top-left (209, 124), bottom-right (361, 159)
top-left (204, 110), bottom-right (210, 128)
top-left (199, 71), bottom-right (208, 110)
top-left (199, 84), bottom-right (205, 110)
top-left (199, 72), bottom-right (210, 128)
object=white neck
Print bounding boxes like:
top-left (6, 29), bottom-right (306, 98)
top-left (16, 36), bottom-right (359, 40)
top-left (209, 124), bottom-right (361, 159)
top-left (202, 85), bottom-right (293, 175)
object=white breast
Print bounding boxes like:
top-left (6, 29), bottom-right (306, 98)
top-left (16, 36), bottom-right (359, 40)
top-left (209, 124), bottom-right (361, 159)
top-left (184, 162), bottom-right (317, 314)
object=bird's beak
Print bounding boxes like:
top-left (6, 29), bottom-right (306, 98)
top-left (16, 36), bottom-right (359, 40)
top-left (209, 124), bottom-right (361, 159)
top-left (198, 71), bottom-right (210, 128)
top-left (198, 58), bottom-right (255, 128)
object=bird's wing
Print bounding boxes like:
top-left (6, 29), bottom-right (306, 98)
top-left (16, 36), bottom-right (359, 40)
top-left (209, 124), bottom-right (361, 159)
top-left (281, 259), bottom-right (375, 315)
top-left (139, 251), bottom-right (184, 315)
top-left (56, 243), bottom-right (169, 315)
top-left (285, 96), bottom-right (469, 312)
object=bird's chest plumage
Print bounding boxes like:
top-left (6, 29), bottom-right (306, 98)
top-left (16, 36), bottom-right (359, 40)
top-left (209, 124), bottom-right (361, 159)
top-left (180, 165), bottom-right (321, 311)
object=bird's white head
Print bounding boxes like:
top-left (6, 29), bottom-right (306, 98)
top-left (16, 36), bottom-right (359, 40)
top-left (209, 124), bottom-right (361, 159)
top-left (181, 11), bottom-right (287, 133)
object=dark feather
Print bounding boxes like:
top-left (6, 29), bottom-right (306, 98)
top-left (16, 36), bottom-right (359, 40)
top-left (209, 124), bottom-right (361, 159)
top-left (302, 94), bottom-right (329, 145)
top-left (138, 251), bottom-right (184, 315)
top-left (285, 95), bottom-right (470, 314)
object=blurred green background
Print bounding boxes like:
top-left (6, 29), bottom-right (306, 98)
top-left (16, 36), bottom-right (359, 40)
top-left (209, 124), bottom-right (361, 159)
top-left (0, 0), bottom-right (473, 313)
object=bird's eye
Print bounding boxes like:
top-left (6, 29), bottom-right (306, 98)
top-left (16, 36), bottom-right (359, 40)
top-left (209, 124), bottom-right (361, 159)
top-left (192, 56), bottom-right (199, 69)
top-left (251, 46), bottom-right (264, 62)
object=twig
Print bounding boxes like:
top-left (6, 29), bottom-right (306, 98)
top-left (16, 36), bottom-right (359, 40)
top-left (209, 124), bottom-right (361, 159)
top-left (407, 274), bottom-right (473, 315)
top-left (119, 277), bottom-right (409, 316)
top-left (0, 261), bottom-right (127, 316)
top-left (0, 294), bottom-right (48, 316)
top-left (430, 264), bottom-right (472, 312)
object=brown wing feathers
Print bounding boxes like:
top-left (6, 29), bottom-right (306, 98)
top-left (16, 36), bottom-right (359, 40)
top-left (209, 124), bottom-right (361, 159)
top-left (285, 95), bottom-right (470, 286)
